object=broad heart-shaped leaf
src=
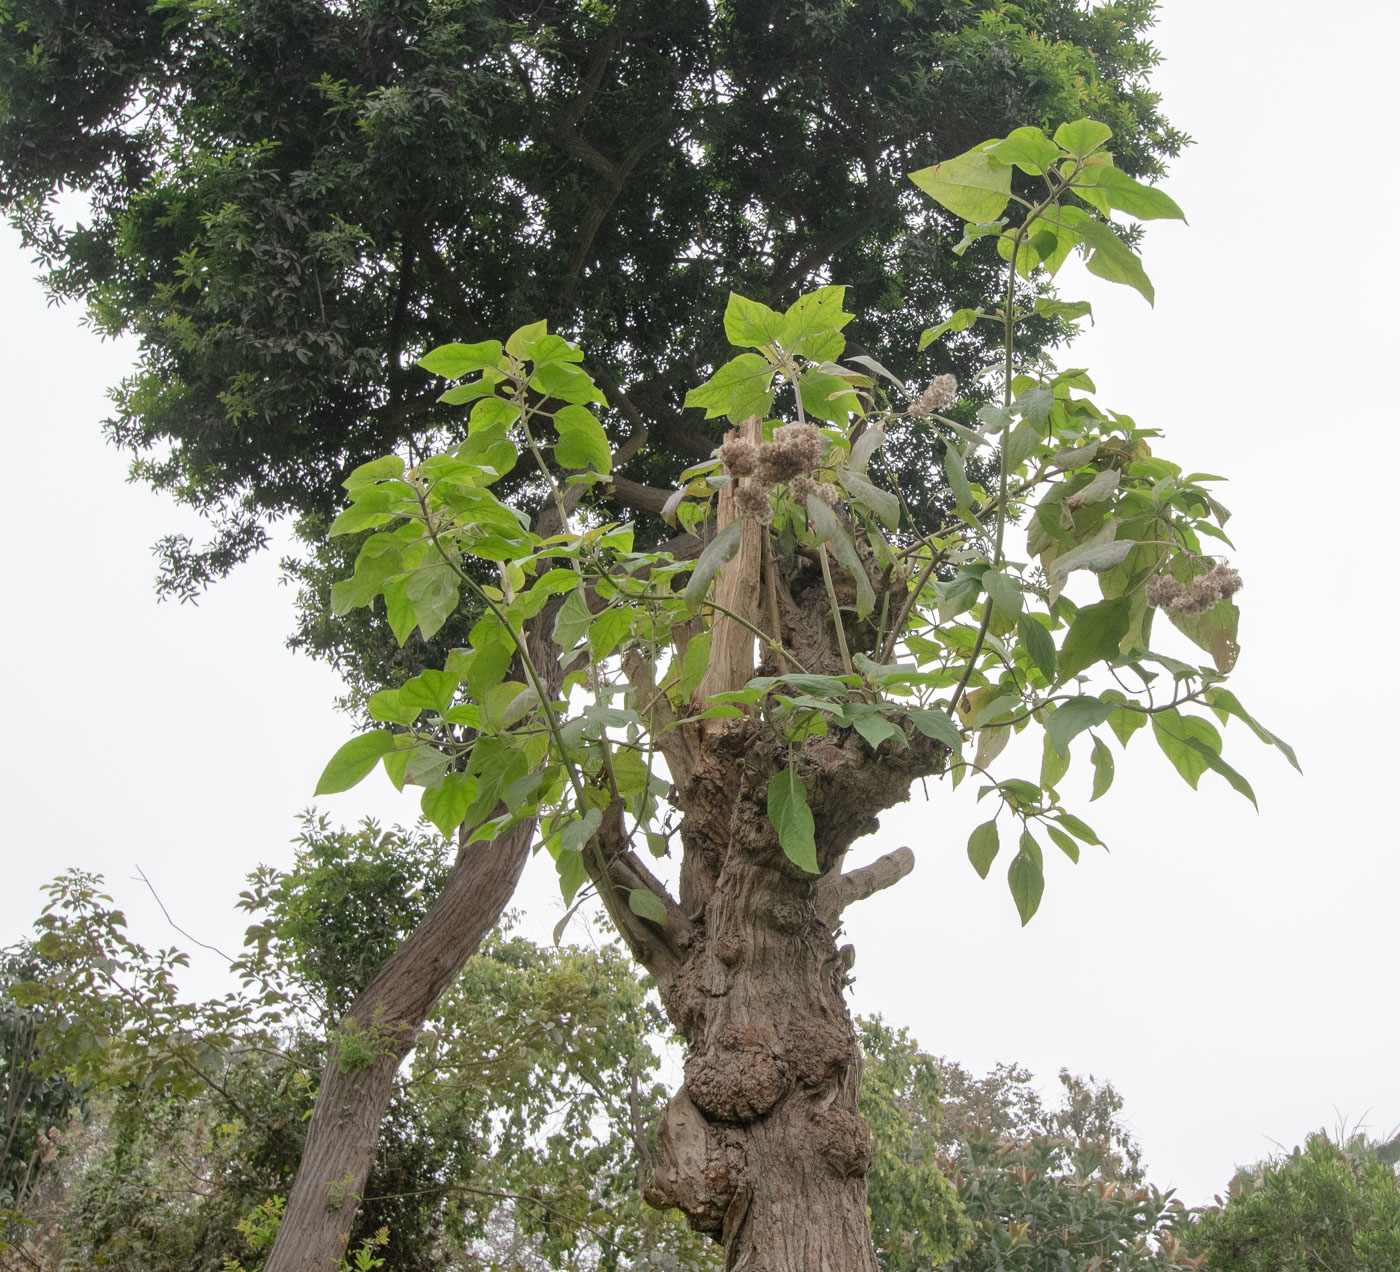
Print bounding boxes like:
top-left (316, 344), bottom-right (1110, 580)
top-left (1053, 118), bottom-right (1113, 157)
top-left (724, 291), bottom-right (785, 349)
top-left (967, 819), bottom-right (999, 879)
top-left (315, 730), bottom-right (396, 795)
top-left (552, 587), bottom-right (593, 653)
top-left (1018, 613), bottom-right (1056, 682)
top-left (403, 561), bottom-right (460, 641)
top-left (420, 772), bottom-right (477, 838)
top-left (1008, 840), bottom-right (1045, 925)
top-left (553, 404), bottom-right (611, 473)
top-left (684, 352), bottom-right (776, 423)
top-left (1057, 597), bottom-right (1131, 681)
top-left (684, 518), bottom-right (746, 614)
top-left (767, 770), bottom-right (819, 875)
top-left (778, 285), bottom-right (852, 361)
top-left (344, 454), bottom-right (406, 489)
top-left (984, 569), bottom-right (1023, 618)
top-left (1045, 696), bottom-right (1115, 756)
top-left (909, 145), bottom-right (1011, 222)
top-left (1034, 297), bottom-right (1093, 322)
top-left (417, 340), bottom-right (503, 378)
top-left (919, 307), bottom-right (979, 350)
top-left (988, 125), bottom-right (1062, 175)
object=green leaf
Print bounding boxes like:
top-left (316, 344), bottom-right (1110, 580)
top-left (724, 291), bottom-right (785, 348)
top-left (778, 285), bottom-right (853, 361)
top-left (421, 773), bottom-right (477, 837)
top-left (1003, 423), bottom-right (1040, 469)
top-left (418, 340), bottom-right (503, 378)
top-left (904, 707), bottom-right (963, 755)
top-left (988, 125), bottom-right (1061, 175)
top-left (559, 807), bottom-right (603, 853)
top-left (627, 888), bottom-right (669, 925)
top-left (1040, 732), bottom-right (1070, 789)
top-left (1072, 216), bottom-right (1155, 305)
top-left (344, 454), bottom-right (405, 489)
top-left (1008, 841), bottom-right (1045, 925)
top-left (403, 562), bottom-right (460, 641)
top-left (1046, 696), bottom-right (1114, 755)
top-left (1049, 538), bottom-right (1134, 582)
top-left (767, 770), bottom-right (819, 874)
top-left (1017, 613), bottom-right (1056, 682)
top-left (838, 468), bottom-right (900, 529)
top-left (679, 632), bottom-right (711, 699)
top-left (919, 308), bottom-right (979, 349)
top-left (944, 445), bottom-right (973, 509)
top-left (967, 819), bottom-right (999, 879)
top-left (1107, 704), bottom-right (1147, 748)
top-left (1090, 734), bottom-right (1114, 800)
top-left (1053, 118), bottom-right (1113, 158)
top-left (1057, 597), bottom-right (1131, 681)
top-left (1076, 164), bottom-right (1185, 221)
top-left (554, 404), bottom-right (612, 473)
top-left (315, 731), bottom-right (396, 795)
top-left (1046, 824), bottom-right (1080, 863)
top-left (684, 518), bottom-right (746, 614)
top-left (684, 352), bottom-right (776, 422)
top-left (1209, 689), bottom-right (1301, 773)
top-left (505, 319), bottom-right (548, 358)
top-left (909, 146), bottom-right (1012, 222)
top-left (1034, 298), bottom-right (1093, 322)
top-left (846, 705), bottom-right (904, 753)
top-left (984, 569), bottom-right (1023, 619)
top-left (1152, 708), bottom-right (1222, 790)
top-left (1169, 598), bottom-right (1241, 673)
top-left (1184, 738), bottom-right (1258, 809)
top-left (552, 588), bottom-right (593, 652)
top-left (828, 523), bottom-right (875, 619)
top-left (1054, 812), bottom-right (1102, 846)
top-left (805, 491), bottom-right (840, 543)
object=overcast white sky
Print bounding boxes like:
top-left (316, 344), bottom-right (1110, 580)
top-left (1, 0), bottom-right (1395, 1211)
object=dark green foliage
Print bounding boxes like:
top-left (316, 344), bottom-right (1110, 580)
top-left (0, 1), bottom-right (1184, 676)
top-left (1186, 1133), bottom-right (1400, 1272)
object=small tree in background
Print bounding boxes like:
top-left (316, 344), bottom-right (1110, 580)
top-left (1185, 1132), bottom-right (1400, 1272)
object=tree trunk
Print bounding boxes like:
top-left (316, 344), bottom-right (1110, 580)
top-left (263, 819), bottom-right (532, 1272)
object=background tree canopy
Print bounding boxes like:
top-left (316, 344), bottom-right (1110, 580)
top-left (0, 0), bottom-right (1183, 696)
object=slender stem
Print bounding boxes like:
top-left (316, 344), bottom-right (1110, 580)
top-left (818, 543), bottom-right (854, 675)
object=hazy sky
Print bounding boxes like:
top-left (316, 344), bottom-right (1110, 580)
top-left (1, 0), bottom-right (1396, 1210)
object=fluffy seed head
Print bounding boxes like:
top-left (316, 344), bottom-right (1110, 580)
top-left (757, 422), bottom-right (824, 483)
top-left (908, 374), bottom-right (959, 417)
top-left (719, 436), bottom-right (761, 478)
top-left (735, 482), bottom-right (775, 522)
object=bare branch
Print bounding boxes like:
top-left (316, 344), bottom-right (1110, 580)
top-left (815, 846), bottom-right (915, 927)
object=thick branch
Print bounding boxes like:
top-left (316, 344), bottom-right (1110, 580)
top-left (815, 846), bottom-right (915, 927)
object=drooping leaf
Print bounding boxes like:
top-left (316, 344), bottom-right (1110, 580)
top-left (684, 518), bottom-right (746, 614)
top-left (1046, 824), bottom-right (1080, 863)
top-left (1046, 696), bottom-right (1115, 755)
top-left (420, 772), bottom-right (477, 837)
top-left (1090, 734), bottom-right (1115, 800)
top-left (968, 819), bottom-right (999, 879)
top-left (1184, 738), bottom-right (1259, 809)
top-left (909, 146), bottom-right (1012, 222)
top-left (1072, 215), bottom-right (1156, 305)
top-left (684, 352), bottom-right (776, 422)
top-left (984, 569), bottom-right (1023, 618)
top-left (944, 445), bottom-right (973, 509)
top-left (315, 731), bottom-right (397, 795)
top-left (767, 770), bottom-right (819, 874)
top-left (1008, 838), bottom-right (1045, 925)
top-left (1152, 708), bottom-right (1223, 790)
top-left (1053, 812), bottom-right (1102, 846)
top-left (1057, 597), bottom-right (1131, 681)
top-left (905, 707), bottom-right (964, 755)
top-left (1017, 613), bottom-right (1056, 682)
top-left (1208, 689), bottom-right (1301, 772)
top-left (828, 523), bottom-right (876, 619)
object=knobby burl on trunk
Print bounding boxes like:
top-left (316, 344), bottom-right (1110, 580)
top-left (590, 440), bottom-right (948, 1271)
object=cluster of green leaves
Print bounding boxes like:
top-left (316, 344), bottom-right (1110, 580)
top-left (317, 117), bottom-right (1294, 926)
top-left (1185, 1133), bottom-right (1400, 1272)
top-left (1, 825), bottom-right (711, 1271)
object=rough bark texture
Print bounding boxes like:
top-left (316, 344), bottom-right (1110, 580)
top-left (602, 491), bottom-right (946, 1270)
top-left (263, 820), bottom-right (533, 1272)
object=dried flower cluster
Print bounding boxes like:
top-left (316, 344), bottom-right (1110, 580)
top-left (719, 420), bottom-right (835, 523)
top-left (906, 374), bottom-right (958, 417)
top-left (1146, 563), bottom-right (1243, 615)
